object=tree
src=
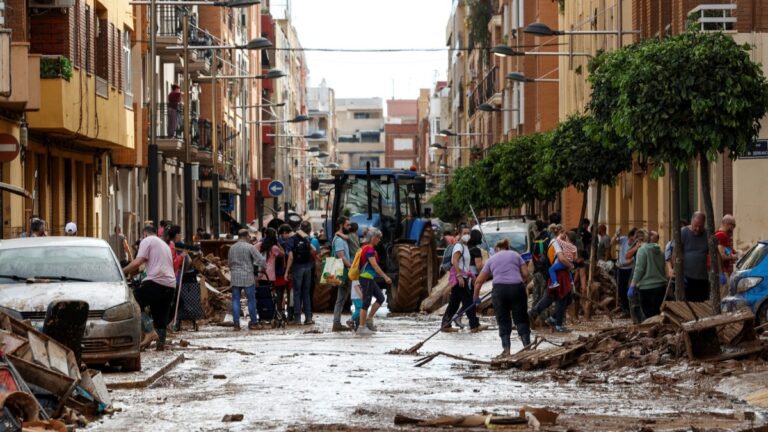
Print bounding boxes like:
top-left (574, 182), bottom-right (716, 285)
top-left (539, 114), bottom-right (632, 316)
top-left (429, 185), bottom-right (463, 224)
top-left (588, 30), bottom-right (768, 310)
top-left (493, 132), bottom-right (558, 210)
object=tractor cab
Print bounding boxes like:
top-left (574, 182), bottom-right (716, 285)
top-left (311, 164), bottom-right (436, 312)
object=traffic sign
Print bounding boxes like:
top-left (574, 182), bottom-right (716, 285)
top-left (0, 134), bottom-right (20, 162)
top-left (267, 180), bottom-right (285, 197)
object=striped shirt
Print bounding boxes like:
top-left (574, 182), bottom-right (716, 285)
top-left (228, 240), bottom-right (266, 287)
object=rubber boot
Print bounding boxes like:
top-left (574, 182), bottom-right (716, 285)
top-left (156, 328), bottom-right (167, 351)
top-left (521, 333), bottom-right (531, 347)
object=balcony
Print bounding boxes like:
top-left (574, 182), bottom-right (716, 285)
top-left (26, 63), bottom-right (134, 150)
top-left (0, 40), bottom-right (41, 112)
top-left (154, 103), bottom-right (186, 158)
top-left (468, 66), bottom-right (499, 117)
top-left (157, 5), bottom-right (183, 59)
top-left (192, 118), bottom-right (213, 164)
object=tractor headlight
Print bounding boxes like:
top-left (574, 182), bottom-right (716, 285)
top-left (737, 277), bottom-right (764, 294)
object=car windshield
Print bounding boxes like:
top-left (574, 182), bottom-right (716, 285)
top-left (0, 246), bottom-right (122, 284)
top-left (480, 232), bottom-right (528, 254)
top-left (737, 243), bottom-right (768, 271)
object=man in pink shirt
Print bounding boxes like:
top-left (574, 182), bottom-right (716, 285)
top-left (123, 225), bottom-right (177, 351)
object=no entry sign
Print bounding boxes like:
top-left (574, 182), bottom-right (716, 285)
top-left (0, 134), bottom-right (20, 162)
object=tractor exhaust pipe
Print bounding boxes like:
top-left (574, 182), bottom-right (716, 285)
top-left (366, 161), bottom-right (373, 220)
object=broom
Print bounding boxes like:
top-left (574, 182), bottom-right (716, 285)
top-left (392, 292), bottom-right (492, 355)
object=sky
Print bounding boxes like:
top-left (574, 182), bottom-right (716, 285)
top-left (288, 0), bottom-right (452, 101)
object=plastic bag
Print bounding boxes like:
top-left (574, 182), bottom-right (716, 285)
top-left (320, 256), bottom-right (345, 286)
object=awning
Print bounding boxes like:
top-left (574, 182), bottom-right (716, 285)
top-left (0, 182), bottom-right (30, 198)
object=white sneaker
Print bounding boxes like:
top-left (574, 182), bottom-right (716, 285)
top-left (356, 326), bottom-right (373, 336)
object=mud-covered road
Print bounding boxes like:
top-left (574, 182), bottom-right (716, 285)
top-left (87, 311), bottom-right (767, 431)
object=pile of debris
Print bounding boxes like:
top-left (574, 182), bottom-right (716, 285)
top-left (191, 254), bottom-right (232, 320)
top-left (0, 312), bottom-right (112, 430)
top-left (395, 406), bottom-right (558, 430)
top-left (493, 302), bottom-right (765, 371)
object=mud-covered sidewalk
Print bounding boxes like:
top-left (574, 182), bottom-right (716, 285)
top-left (86, 312), bottom-right (768, 431)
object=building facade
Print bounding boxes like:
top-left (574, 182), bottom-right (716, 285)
top-left (384, 99), bottom-right (419, 169)
top-left (335, 97), bottom-right (385, 170)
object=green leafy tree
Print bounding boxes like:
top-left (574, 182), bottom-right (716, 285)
top-left (493, 132), bottom-right (558, 210)
top-left (588, 30), bottom-right (768, 309)
top-left (429, 185), bottom-right (463, 223)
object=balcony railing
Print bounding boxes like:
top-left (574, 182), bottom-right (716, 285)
top-left (468, 66), bottom-right (498, 117)
top-left (193, 118), bottom-right (212, 152)
top-left (155, 103), bottom-right (183, 140)
top-left (157, 5), bottom-right (182, 38)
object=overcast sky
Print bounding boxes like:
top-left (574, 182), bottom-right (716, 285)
top-left (289, 0), bottom-right (451, 101)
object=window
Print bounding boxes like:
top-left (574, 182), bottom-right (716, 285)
top-left (95, 9), bottom-right (109, 81)
top-left (358, 157), bottom-right (379, 168)
top-left (393, 159), bottom-right (413, 169)
top-left (122, 28), bottom-right (132, 105)
top-left (393, 138), bottom-right (414, 151)
top-left (353, 112), bottom-right (370, 119)
top-left (687, 4), bottom-right (736, 32)
top-left (0, 246), bottom-right (123, 284)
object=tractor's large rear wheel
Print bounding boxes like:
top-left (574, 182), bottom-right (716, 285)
top-left (388, 226), bottom-right (436, 313)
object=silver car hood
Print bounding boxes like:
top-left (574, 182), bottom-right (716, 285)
top-left (0, 282), bottom-right (129, 312)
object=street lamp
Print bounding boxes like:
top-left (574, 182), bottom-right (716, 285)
top-left (430, 143), bottom-right (471, 150)
top-left (197, 68), bottom-right (286, 80)
top-left (131, 0), bottom-right (259, 5)
top-left (249, 115), bottom-right (310, 125)
top-left (490, 44), bottom-right (592, 58)
top-left (478, 103), bottom-right (519, 113)
top-left (438, 129), bottom-right (489, 137)
top-left (506, 72), bottom-right (559, 83)
top-left (237, 101), bottom-right (285, 109)
top-left (523, 21), bottom-right (627, 36)
top-left (269, 132), bottom-right (323, 139)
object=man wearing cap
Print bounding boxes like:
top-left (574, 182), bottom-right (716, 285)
top-left (65, 222), bottom-right (77, 236)
top-left (228, 229), bottom-right (266, 330)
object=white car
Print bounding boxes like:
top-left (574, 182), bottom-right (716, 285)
top-left (0, 237), bottom-right (142, 371)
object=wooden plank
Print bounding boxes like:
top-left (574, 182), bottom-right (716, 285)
top-left (682, 310), bottom-right (755, 332)
top-left (106, 354), bottom-right (185, 390)
top-left (27, 332), bottom-right (50, 369)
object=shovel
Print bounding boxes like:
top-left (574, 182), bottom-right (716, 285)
top-left (394, 292), bottom-right (492, 355)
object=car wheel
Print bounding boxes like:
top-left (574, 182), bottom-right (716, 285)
top-left (120, 355), bottom-right (142, 372)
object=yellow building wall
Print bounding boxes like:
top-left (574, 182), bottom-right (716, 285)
top-left (0, 120), bottom-right (25, 237)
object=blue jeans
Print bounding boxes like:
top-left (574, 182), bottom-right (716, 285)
top-left (292, 265), bottom-right (313, 321)
top-left (548, 259), bottom-right (571, 286)
top-left (232, 285), bottom-right (257, 326)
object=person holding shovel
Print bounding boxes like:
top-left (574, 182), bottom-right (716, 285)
top-left (474, 239), bottom-right (531, 358)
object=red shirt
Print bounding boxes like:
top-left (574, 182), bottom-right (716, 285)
top-left (714, 230), bottom-right (733, 273)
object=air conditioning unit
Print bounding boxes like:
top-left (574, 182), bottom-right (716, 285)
top-left (30, 0), bottom-right (74, 9)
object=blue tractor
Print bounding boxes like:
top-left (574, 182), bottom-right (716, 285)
top-left (311, 164), bottom-right (438, 312)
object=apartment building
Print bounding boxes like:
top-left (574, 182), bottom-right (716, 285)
top-left (335, 97), bottom-right (385, 170)
top-left (384, 99), bottom-right (419, 169)
top-left (10, 0), bottom-right (137, 238)
top-left (444, 0), bottom-right (561, 216)
top-left (558, 0), bottom-right (768, 248)
top-left (0, 0), bottom-right (41, 238)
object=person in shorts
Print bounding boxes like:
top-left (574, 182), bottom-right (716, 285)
top-left (357, 228), bottom-right (391, 335)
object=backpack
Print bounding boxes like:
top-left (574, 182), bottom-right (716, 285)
top-left (441, 245), bottom-right (464, 272)
top-left (348, 249), bottom-right (363, 281)
top-left (532, 238), bottom-right (550, 274)
top-left (292, 234), bottom-right (312, 264)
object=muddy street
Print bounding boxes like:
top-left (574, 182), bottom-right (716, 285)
top-left (85, 311), bottom-right (766, 431)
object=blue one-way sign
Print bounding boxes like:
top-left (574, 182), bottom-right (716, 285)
top-left (268, 180), bottom-right (285, 197)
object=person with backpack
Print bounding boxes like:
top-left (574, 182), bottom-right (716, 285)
top-left (441, 227), bottom-right (487, 333)
top-left (528, 227), bottom-right (576, 333)
top-left (285, 220), bottom-right (315, 325)
top-left (276, 224), bottom-right (292, 320)
top-left (332, 216), bottom-right (354, 332)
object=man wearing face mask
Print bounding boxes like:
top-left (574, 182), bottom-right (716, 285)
top-left (440, 227), bottom-right (488, 333)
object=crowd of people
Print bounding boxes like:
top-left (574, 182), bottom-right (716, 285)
top-left (431, 210), bottom-right (741, 359)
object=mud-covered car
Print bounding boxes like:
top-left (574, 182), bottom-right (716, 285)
top-left (473, 218), bottom-right (537, 261)
top-left (0, 237), bottom-right (142, 370)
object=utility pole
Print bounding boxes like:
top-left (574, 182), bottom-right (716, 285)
top-left (239, 75), bottom-right (248, 225)
top-left (182, 11), bottom-right (194, 243)
top-left (211, 49), bottom-right (221, 238)
top-left (148, 0), bottom-right (159, 226)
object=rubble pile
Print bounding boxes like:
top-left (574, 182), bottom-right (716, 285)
top-left (0, 312), bottom-right (112, 429)
top-left (494, 302), bottom-right (766, 371)
top-left (191, 254), bottom-right (232, 320)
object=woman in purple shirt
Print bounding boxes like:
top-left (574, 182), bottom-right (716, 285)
top-left (473, 239), bottom-right (530, 358)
